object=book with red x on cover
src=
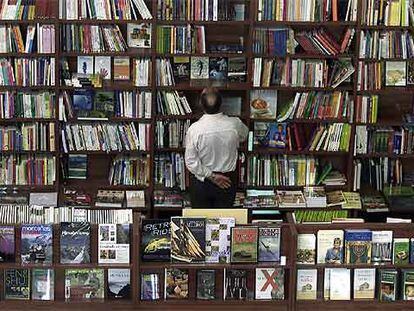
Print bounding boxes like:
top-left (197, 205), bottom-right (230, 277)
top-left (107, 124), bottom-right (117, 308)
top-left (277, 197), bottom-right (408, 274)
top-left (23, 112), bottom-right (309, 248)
top-left (255, 268), bottom-right (284, 300)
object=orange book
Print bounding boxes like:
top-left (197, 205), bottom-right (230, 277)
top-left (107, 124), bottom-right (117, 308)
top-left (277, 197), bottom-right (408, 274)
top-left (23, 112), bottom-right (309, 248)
top-left (332, 0), bottom-right (338, 21)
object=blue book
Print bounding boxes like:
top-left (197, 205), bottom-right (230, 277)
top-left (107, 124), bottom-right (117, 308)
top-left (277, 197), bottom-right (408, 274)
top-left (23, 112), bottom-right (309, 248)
top-left (344, 230), bottom-right (372, 264)
top-left (20, 224), bottom-right (53, 264)
top-left (410, 238), bottom-right (414, 264)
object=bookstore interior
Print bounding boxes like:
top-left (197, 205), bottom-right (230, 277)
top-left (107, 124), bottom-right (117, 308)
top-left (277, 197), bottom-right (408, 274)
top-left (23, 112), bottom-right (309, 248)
top-left (4, 0), bottom-right (414, 310)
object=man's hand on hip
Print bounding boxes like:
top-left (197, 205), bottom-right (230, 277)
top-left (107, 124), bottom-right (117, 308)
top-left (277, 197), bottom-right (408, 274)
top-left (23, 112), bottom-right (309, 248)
top-left (208, 173), bottom-right (232, 189)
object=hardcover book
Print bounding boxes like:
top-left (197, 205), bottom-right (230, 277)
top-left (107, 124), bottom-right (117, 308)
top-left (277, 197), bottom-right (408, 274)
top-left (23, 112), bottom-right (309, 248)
top-left (107, 269), bottom-right (131, 300)
top-left (372, 231), bottom-right (393, 264)
top-left (114, 57), bottom-right (130, 80)
top-left (20, 224), bottom-right (53, 264)
top-left (353, 268), bottom-right (375, 300)
top-left (402, 270), bottom-right (414, 300)
top-left (94, 56), bottom-right (111, 80)
top-left (190, 56), bottom-right (209, 79)
top-left (141, 219), bottom-right (171, 261)
top-left (250, 90), bottom-right (277, 119)
top-left (209, 57), bottom-right (228, 80)
top-left (164, 268), bottom-right (189, 300)
top-left (297, 234), bottom-right (316, 264)
top-left (171, 217), bottom-right (206, 263)
top-left (60, 222), bottom-right (91, 264)
top-left (31, 269), bottom-right (54, 300)
top-left (344, 229), bottom-right (372, 264)
top-left (393, 238), bottom-right (410, 265)
top-left (141, 273), bottom-right (160, 301)
top-left (317, 230), bottom-right (344, 264)
top-left (64, 269), bottom-right (104, 300)
top-left (73, 90), bottom-right (93, 117)
top-left (224, 269), bottom-right (248, 300)
top-left (379, 270), bottom-right (398, 302)
top-left (172, 57), bottom-right (190, 81)
top-left (255, 267), bottom-right (284, 300)
top-left (196, 270), bottom-right (216, 300)
top-left (0, 225), bottom-right (15, 262)
top-left (296, 269), bottom-right (317, 300)
top-left (205, 217), bottom-right (235, 263)
top-left (98, 224), bottom-right (130, 264)
top-left (385, 61), bottom-right (406, 86)
top-left (4, 268), bottom-right (30, 300)
top-left (127, 23), bottom-right (151, 48)
top-left (230, 226), bottom-right (258, 263)
top-left (258, 227), bottom-right (281, 262)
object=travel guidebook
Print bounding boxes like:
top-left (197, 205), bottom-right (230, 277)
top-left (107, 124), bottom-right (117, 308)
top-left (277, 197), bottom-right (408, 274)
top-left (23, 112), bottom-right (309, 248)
top-left (60, 222), bottom-right (91, 264)
top-left (141, 219), bottom-right (171, 261)
top-left (20, 224), bottom-right (53, 264)
top-left (98, 224), bottom-right (130, 264)
top-left (65, 269), bottom-right (104, 300)
top-left (0, 225), bottom-right (15, 262)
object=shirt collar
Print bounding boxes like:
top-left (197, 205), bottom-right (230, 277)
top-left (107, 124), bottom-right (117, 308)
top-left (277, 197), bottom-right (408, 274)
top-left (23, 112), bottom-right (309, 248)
top-left (201, 112), bottom-right (224, 119)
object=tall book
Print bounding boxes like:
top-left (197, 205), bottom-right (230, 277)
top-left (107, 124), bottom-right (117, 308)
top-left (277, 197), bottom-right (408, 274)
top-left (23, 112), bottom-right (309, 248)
top-left (141, 273), bottom-right (160, 301)
top-left (196, 270), bottom-right (216, 300)
top-left (393, 238), bottom-right (410, 265)
top-left (164, 268), bottom-right (189, 300)
top-left (402, 270), bottom-right (414, 300)
top-left (379, 270), bottom-right (398, 302)
top-left (372, 231), bottom-right (393, 264)
top-left (258, 227), bottom-right (281, 262)
top-left (60, 222), bottom-right (91, 264)
top-left (31, 269), bottom-right (54, 301)
top-left (107, 269), bottom-right (131, 300)
top-left (328, 268), bottom-right (351, 300)
top-left (230, 226), bottom-right (258, 263)
top-left (255, 267), bottom-right (284, 300)
top-left (0, 225), bottom-right (15, 262)
top-left (98, 224), bottom-right (130, 264)
top-left (141, 219), bottom-right (170, 261)
top-left (20, 224), bottom-right (53, 264)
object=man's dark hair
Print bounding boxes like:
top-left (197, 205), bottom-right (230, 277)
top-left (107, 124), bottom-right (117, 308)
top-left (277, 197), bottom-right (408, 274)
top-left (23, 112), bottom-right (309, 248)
top-left (200, 88), bottom-right (222, 114)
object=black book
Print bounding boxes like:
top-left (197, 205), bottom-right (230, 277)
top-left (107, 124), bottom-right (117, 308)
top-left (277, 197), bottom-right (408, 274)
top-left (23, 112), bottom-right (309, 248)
top-left (227, 57), bottom-right (246, 83)
top-left (107, 269), bottom-right (131, 300)
top-left (224, 269), bottom-right (248, 300)
top-left (173, 57), bottom-right (190, 82)
top-left (209, 57), bottom-right (228, 81)
top-left (4, 268), bottom-right (30, 300)
top-left (0, 226), bottom-right (15, 263)
top-left (141, 219), bottom-right (171, 261)
top-left (197, 270), bottom-right (216, 300)
top-left (60, 222), bottom-right (91, 264)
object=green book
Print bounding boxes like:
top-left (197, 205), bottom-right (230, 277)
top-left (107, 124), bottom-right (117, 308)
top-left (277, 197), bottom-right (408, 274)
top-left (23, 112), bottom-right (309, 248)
top-left (393, 238), bottom-right (410, 265)
top-left (402, 269), bottom-right (414, 300)
top-left (379, 270), bottom-right (398, 302)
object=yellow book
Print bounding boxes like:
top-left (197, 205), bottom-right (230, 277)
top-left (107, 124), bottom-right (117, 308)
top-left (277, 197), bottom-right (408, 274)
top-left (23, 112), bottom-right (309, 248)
top-left (389, 0), bottom-right (401, 26)
top-left (182, 208), bottom-right (248, 224)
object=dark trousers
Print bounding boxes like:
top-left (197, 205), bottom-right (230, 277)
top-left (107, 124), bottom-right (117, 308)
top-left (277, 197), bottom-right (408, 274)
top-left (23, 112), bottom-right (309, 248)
top-left (190, 172), bottom-right (236, 208)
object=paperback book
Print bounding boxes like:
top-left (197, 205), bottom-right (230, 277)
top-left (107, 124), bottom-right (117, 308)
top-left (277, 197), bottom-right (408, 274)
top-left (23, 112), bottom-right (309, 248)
top-left (0, 225), bottom-right (15, 262)
top-left (127, 23), bottom-right (151, 48)
top-left (344, 229), bottom-right (372, 264)
top-left (230, 226), bottom-right (258, 263)
top-left (141, 219), bottom-right (171, 261)
top-left (327, 268), bottom-right (351, 300)
top-left (255, 267), bottom-right (284, 300)
top-left (371, 231), bottom-right (393, 264)
top-left (196, 270), bottom-right (216, 300)
top-left (296, 269), bottom-right (317, 300)
top-left (141, 273), bottom-right (160, 301)
top-left (258, 227), bottom-right (281, 262)
top-left (98, 224), bottom-right (130, 264)
top-left (205, 217), bottom-right (235, 263)
top-left (379, 270), bottom-right (398, 302)
top-left (60, 222), bottom-right (91, 264)
top-left (190, 56), bottom-right (209, 79)
top-left (317, 230), bottom-right (344, 264)
top-left (164, 268), bottom-right (189, 300)
top-left (4, 268), bottom-right (30, 300)
top-left (353, 268), bottom-right (375, 300)
top-left (31, 269), bottom-right (54, 300)
top-left (402, 270), bottom-right (414, 300)
top-left (296, 234), bottom-right (316, 264)
top-left (20, 224), bottom-right (53, 264)
top-left (64, 269), bottom-right (104, 300)
top-left (393, 238), bottom-right (410, 265)
top-left (107, 269), bottom-right (131, 299)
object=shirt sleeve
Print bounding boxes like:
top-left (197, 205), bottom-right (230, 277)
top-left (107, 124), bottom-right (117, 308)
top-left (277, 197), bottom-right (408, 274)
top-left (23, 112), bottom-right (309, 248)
top-left (184, 127), bottom-right (212, 181)
top-left (236, 118), bottom-right (249, 142)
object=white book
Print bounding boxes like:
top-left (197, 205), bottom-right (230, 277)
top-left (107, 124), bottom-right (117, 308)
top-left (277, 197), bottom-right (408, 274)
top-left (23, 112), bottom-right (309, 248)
top-left (296, 269), bottom-right (317, 300)
top-left (317, 230), bottom-right (344, 264)
top-left (98, 224), bottom-right (130, 264)
top-left (329, 268), bottom-right (351, 300)
top-left (354, 268), bottom-right (376, 299)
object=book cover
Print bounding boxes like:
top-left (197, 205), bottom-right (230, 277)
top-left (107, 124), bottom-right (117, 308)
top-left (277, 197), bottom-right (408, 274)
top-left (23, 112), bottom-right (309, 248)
top-left (73, 90), bottom-right (93, 117)
top-left (296, 269), bottom-right (317, 300)
top-left (4, 268), bottom-right (30, 300)
top-left (385, 61), bottom-right (406, 86)
top-left (114, 57), bottom-right (130, 80)
top-left (31, 269), bottom-right (54, 300)
top-left (224, 269), bottom-right (248, 300)
top-left (95, 190), bottom-right (124, 207)
top-left (329, 268), bottom-right (350, 300)
top-left (353, 268), bottom-right (375, 300)
top-left (255, 267), bottom-right (284, 300)
top-left (317, 230), bottom-right (344, 264)
top-left (402, 270), bottom-right (414, 300)
top-left (221, 96), bottom-right (242, 116)
top-left (67, 154), bottom-right (88, 179)
top-left (126, 190), bottom-right (146, 208)
top-left (258, 227), bottom-right (281, 262)
top-left (94, 56), bottom-right (111, 80)
top-left (140, 273), bottom-right (160, 301)
top-left (205, 217), bottom-right (235, 263)
top-left (209, 57), bottom-right (228, 80)
top-left (230, 226), bottom-right (258, 263)
top-left (60, 222), bottom-right (91, 264)
top-left (407, 61), bottom-right (414, 85)
top-left (277, 190), bottom-right (306, 208)
top-left (326, 190), bottom-right (346, 207)
top-left (393, 238), bottom-right (410, 265)
top-left (190, 56), bottom-right (209, 79)
top-left (297, 234), bottom-right (316, 264)
top-left (344, 229), bottom-right (372, 264)
top-left (127, 23), bottom-right (151, 48)
top-left (266, 123), bottom-right (287, 148)
top-left (141, 219), bottom-right (171, 261)
top-left (77, 56), bottom-right (94, 75)
top-left (250, 90), bottom-right (277, 119)
top-left (164, 268), bottom-right (189, 300)
top-left (20, 224), bottom-right (53, 264)
top-left (227, 57), bottom-right (246, 82)
top-left (107, 269), bottom-right (131, 300)
top-left (196, 270), bottom-right (216, 300)
top-left (98, 224), bottom-right (130, 264)
top-left (171, 217), bottom-right (205, 263)
top-left (372, 231), bottom-right (393, 264)
top-left (93, 91), bottom-right (115, 118)
top-left (64, 269), bottom-right (104, 300)
top-left (379, 270), bottom-right (398, 302)
top-left (172, 57), bottom-right (190, 81)
top-left (0, 225), bottom-right (15, 262)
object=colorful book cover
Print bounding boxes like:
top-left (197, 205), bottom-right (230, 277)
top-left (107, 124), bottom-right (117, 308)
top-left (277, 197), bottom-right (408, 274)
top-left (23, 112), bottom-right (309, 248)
top-left (230, 226), bottom-right (258, 263)
top-left (141, 219), bottom-right (171, 261)
top-left (209, 57), bottom-right (228, 80)
top-left (393, 238), bottom-right (410, 265)
top-left (113, 56), bottom-right (130, 80)
top-left (127, 23), bottom-right (151, 48)
top-left (60, 222), bottom-right (91, 264)
top-left (171, 217), bottom-right (205, 263)
top-left (255, 268), bottom-right (284, 300)
top-left (296, 269), bottom-right (317, 300)
top-left (94, 56), bottom-right (111, 80)
top-left (140, 273), bottom-right (160, 301)
top-left (258, 227), bottom-right (281, 262)
top-left (205, 217), bottom-right (235, 263)
top-left (402, 270), bottom-right (414, 300)
top-left (190, 56), bottom-right (209, 79)
top-left (107, 269), bottom-right (131, 300)
top-left (0, 225), bottom-right (15, 263)
top-left (196, 270), bottom-right (216, 300)
top-left (385, 61), bottom-right (406, 86)
top-left (164, 268), bottom-right (189, 300)
top-left (353, 268), bottom-right (375, 300)
top-left (379, 270), bottom-right (398, 302)
top-left (64, 269), bottom-right (104, 300)
top-left (4, 268), bottom-right (30, 300)
top-left (266, 123), bottom-right (287, 148)
top-left (250, 89), bottom-right (277, 119)
top-left (317, 230), bottom-right (344, 264)
top-left (344, 229), bottom-right (372, 264)
top-left (297, 234), bottom-right (316, 264)
top-left (98, 224), bottom-right (130, 264)
top-left (31, 269), bottom-right (54, 300)
top-left (20, 224), bottom-right (53, 264)
top-left (372, 231), bottom-right (393, 264)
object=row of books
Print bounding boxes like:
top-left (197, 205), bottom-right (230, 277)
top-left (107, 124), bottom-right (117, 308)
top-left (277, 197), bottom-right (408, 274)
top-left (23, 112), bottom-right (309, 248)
top-left (61, 122), bottom-right (150, 152)
top-left (359, 30), bottom-right (414, 60)
top-left (156, 0), bottom-right (245, 21)
top-left (0, 91), bottom-right (55, 119)
top-left (257, 0), bottom-right (358, 22)
top-left (308, 123), bottom-right (351, 152)
top-left (156, 90), bottom-right (192, 115)
top-left (355, 125), bottom-right (414, 155)
top-left (252, 58), bottom-right (354, 88)
top-left (297, 268), bottom-right (414, 301)
top-left (355, 94), bottom-right (378, 123)
top-left (156, 119), bottom-right (190, 148)
top-left (156, 25), bottom-right (206, 54)
top-left (108, 156), bottom-right (150, 186)
top-left (0, 57), bottom-right (55, 86)
top-left (292, 210), bottom-right (349, 223)
top-left (0, 24), bottom-right (55, 53)
top-left (0, 0), bottom-right (55, 20)
top-left (154, 152), bottom-right (186, 190)
top-left (0, 123), bottom-right (56, 151)
top-left (252, 28), bottom-right (295, 56)
top-left (0, 155), bottom-right (56, 186)
top-left (361, 0), bottom-right (413, 26)
top-left (0, 205), bottom-right (133, 224)
top-left (59, 0), bottom-right (152, 20)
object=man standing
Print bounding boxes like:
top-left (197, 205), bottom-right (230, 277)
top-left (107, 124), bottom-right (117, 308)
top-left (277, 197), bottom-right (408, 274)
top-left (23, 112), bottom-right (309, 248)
top-left (185, 88), bottom-right (249, 207)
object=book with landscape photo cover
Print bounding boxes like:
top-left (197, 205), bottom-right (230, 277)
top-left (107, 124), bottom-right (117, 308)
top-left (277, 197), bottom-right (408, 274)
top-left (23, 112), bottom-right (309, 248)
top-left (0, 225), bottom-right (15, 263)
top-left (171, 217), bottom-right (205, 263)
top-left (60, 222), bottom-right (91, 264)
top-left (141, 219), bottom-right (171, 261)
top-left (20, 224), bottom-right (53, 264)
top-left (65, 269), bottom-right (104, 300)
top-left (107, 269), bottom-right (131, 299)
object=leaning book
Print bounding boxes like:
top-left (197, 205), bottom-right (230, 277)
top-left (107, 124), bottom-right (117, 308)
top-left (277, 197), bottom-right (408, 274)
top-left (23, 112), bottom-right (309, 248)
top-left (231, 226), bottom-right (258, 263)
top-left (4, 268), bottom-right (30, 300)
top-left (60, 222), bottom-right (91, 264)
top-left (31, 269), bottom-right (54, 300)
top-left (20, 224), bottom-right (53, 264)
top-left (255, 267), bottom-right (284, 300)
top-left (107, 269), bottom-right (131, 299)
top-left (98, 224), bottom-right (130, 264)
top-left (141, 219), bottom-right (171, 261)
top-left (65, 269), bottom-right (104, 300)
top-left (0, 225), bottom-right (15, 262)
top-left (258, 227), bottom-right (281, 262)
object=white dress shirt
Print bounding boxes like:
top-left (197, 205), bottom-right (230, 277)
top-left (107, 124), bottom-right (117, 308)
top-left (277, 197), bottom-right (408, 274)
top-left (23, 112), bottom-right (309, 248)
top-left (185, 113), bottom-right (249, 181)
